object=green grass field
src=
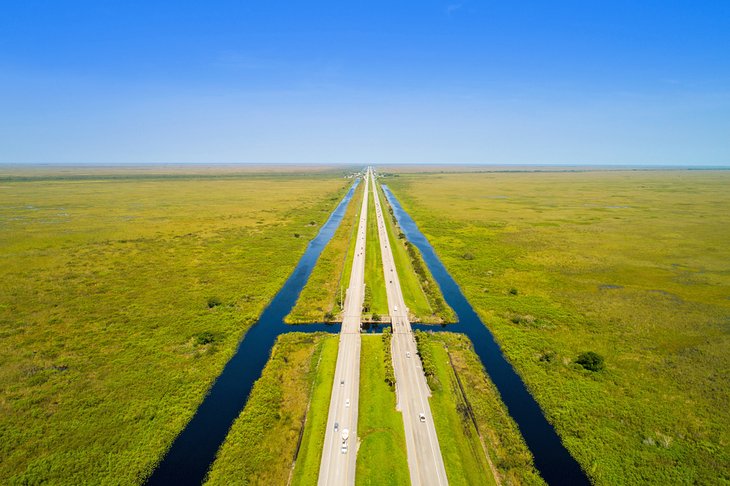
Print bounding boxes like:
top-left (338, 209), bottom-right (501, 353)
top-left (290, 336), bottom-right (339, 485)
top-left (205, 332), bottom-right (337, 485)
top-left (0, 168), bottom-right (349, 484)
top-left (287, 180), bottom-right (364, 323)
top-left (356, 335), bottom-right (410, 485)
top-left (375, 181), bottom-right (455, 323)
top-left (363, 190), bottom-right (388, 318)
top-left (417, 331), bottom-right (544, 485)
top-left (386, 169), bottom-right (730, 484)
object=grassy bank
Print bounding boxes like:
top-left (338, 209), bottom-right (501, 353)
top-left (416, 331), bottom-right (544, 485)
top-left (287, 180), bottom-right (364, 323)
top-left (363, 189), bottom-right (388, 318)
top-left (386, 170), bottom-right (730, 484)
top-left (375, 181), bottom-right (454, 323)
top-left (205, 332), bottom-right (337, 484)
top-left (0, 169), bottom-right (349, 484)
top-left (356, 335), bottom-right (410, 485)
top-left (290, 336), bottom-right (339, 485)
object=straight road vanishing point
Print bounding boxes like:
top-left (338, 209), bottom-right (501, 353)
top-left (318, 167), bottom-right (447, 486)
top-left (317, 169), bottom-right (370, 485)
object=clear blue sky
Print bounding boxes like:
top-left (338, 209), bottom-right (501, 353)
top-left (1, 1), bottom-right (728, 165)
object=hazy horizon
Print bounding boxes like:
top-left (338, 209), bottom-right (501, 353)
top-left (1, 2), bottom-right (728, 166)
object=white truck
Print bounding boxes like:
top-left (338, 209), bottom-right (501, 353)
top-left (341, 428), bottom-right (350, 454)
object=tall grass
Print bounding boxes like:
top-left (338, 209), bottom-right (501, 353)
top-left (0, 169), bottom-right (349, 484)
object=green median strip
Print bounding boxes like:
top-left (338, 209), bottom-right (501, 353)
top-left (364, 188), bottom-right (389, 318)
top-left (356, 335), bottom-right (410, 486)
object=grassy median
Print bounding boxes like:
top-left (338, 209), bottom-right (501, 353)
top-left (0, 168), bottom-right (349, 484)
top-left (363, 190), bottom-right (389, 318)
top-left (205, 332), bottom-right (338, 485)
top-left (387, 169), bottom-right (730, 484)
top-left (356, 335), bottom-right (410, 485)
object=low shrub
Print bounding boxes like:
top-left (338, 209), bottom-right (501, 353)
top-left (575, 351), bottom-right (605, 372)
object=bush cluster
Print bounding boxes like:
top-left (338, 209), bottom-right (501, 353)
top-left (382, 327), bottom-right (395, 390)
top-left (575, 351), bottom-right (605, 372)
top-left (413, 331), bottom-right (438, 389)
top-left (362, 285), bottom-right (372, 314)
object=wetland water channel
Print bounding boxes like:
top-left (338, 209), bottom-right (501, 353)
top-left (148, 177), bottom-right (587, 486)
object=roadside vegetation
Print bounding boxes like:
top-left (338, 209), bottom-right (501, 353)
top-left (287, 180), bottom-right (364, 323)
top-left (0, 168), bottom-right (349, 484)
top-left (290, 336), bottom-right (339, 485)
top-left (363, 191), bottom-right (388, 318)
top-left (356, 335), bottom-right (410, 485)
top-left (375, 182), bottom-right (455, 323)
top-left (387, 170), bottom-right (730, 484)
top-left (205, 332), bottom-right (337, 485)
top-left (416, 331), bottom-right (544, 485)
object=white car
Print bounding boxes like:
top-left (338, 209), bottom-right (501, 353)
top-left (419, 413), bottom-right (426, 423)
top-left (345, 399), bottom-right (350, 408)
top-left (406, 352), bottom-right (411, 358)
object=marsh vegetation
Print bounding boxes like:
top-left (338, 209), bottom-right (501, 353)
top-left (0, 168), bottom-right (349, 484)
top-left (387, 169), bottom-right (730, 484)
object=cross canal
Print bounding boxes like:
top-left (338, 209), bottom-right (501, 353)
top-left (147, 178), bottom-right (588, 485)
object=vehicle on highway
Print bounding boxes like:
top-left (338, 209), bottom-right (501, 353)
top-left (341, 428), bottom-right (349, 454)
top-left (334, 422), bottom-right (339, 431)
top-left (406, 351), bottom-right (411, 358)
top-left (345, 399), bottom-right (350, 407)
top-left (394, 306), bottom-right (398, 312)
top-left (340, 379), bottom-right (344, 385)
top-left (419, 413), bottom-right (426, 423)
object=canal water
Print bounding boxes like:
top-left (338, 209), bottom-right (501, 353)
top-left (146, 181), bottom-right (356, 485)
top-left (382, 185), bottom-right (589, 485)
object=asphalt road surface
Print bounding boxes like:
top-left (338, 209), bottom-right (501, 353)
top-left (317, 168), bottom-right (370, 486)
top-left (370, 170), bottom-right (449, 486)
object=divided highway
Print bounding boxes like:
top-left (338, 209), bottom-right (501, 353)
top-left (317, 169), bottom-right (370, 486)
top-left (370, 170), bottom-right (449, 486)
